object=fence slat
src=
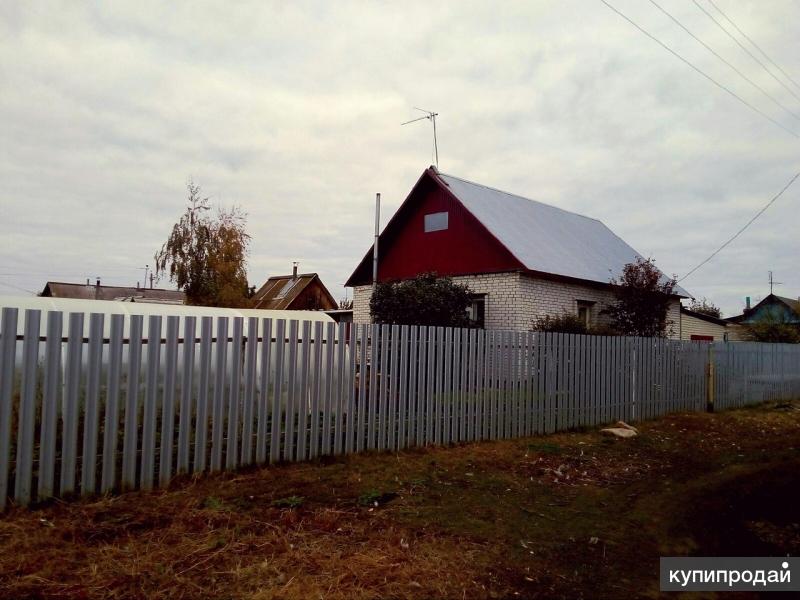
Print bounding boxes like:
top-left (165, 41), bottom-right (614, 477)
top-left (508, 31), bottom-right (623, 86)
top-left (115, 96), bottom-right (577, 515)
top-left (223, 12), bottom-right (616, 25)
top-left (335, 322), bottom-right (347, 454)
top-left (415, 326), bottom-right (427, 445)
top-left (297, 320), bottom-right (312, 461)
top-left (322, 322), bottom-right (335, 455)
top-left (397, 325), bottom-right (409, 450)
top-left (357, 324), bottom-right (369, 452)
top-left (426, 327), bottom-right (436, 445)
top-left (241, 318), bottom-right (259, 466)
top-left (159, 316), bottom-right (180, 487)
top-left (0, 308), bottom-right (18, 510)
top-left (255, 319), bottom-right (273, 464)
top-left (81, 313), bottom-right (104, 496)
top-left (210, 318), bottom-right (229, 472)
top-left (14, 310), bottom-right (41, 505)
top-left (407, 325), bottom-right (419, 447)
top-left (38, 311), bottom-right (63, 500)
top-left (283, 320), bottom-right (298, 462)
top-left (345, 324), bottom-right (357, 454)
top-left (443, 327), bottom-right (453, 445)
top-left (62, 312), bottom-right (85, 495)
top-left (140, 315), bottom-right (162, 490)
top-left (378, 324), bottom-right (389, 450)
top-left (367, 324), bottom-right (378, 450)
top-left (270, 319), bottom-right (286, 463)
top-left (176, 317), bottom-right (196, 475)
top-left (101, 314), bottom-right (124, 492)
top-left (193, 317), bottom-right (213, 473)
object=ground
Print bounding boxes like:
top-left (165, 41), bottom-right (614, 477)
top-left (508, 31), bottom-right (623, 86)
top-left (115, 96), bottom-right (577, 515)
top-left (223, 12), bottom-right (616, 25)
top-left (1, 401), bottom-right (799, 599)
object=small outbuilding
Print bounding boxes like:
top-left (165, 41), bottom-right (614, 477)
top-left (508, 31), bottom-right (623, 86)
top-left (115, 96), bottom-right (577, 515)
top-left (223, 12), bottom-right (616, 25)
top-left (252, 265), bottom-right (337, 311)
top-left (679, 306), bottom-right (729, 341)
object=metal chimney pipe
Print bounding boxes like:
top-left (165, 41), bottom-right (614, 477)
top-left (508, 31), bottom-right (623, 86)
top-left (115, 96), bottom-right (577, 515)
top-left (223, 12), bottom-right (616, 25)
top-left (292, 261), bottom-right (298, 279)
top-left (372, 193), bottom-right (380, 292)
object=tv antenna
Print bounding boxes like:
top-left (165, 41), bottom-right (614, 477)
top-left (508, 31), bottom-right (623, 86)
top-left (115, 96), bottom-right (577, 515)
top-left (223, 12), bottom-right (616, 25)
top-left (768, 270), bottom-right (782, 295)
top-left (402, 107), bottom-right (439, 168)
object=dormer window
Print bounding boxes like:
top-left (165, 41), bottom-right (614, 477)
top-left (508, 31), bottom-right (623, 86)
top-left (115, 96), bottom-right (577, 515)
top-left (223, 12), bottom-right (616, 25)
top-left (424, 211), bottom-right (448, 232)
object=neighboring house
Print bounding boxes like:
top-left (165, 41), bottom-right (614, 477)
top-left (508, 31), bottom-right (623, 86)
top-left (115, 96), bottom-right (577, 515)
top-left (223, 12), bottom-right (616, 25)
top-left (680, 306), bottom-right (729, 341)
top-left (346, 166), bottom-right (688, 337)
top-left (726, 294), bottom-right (800, 326)
top-left (724, 294), bottom-right (800, 341)
top-left (252, 266), bottom-right (337, 311)
top-left (41, 280), bottom-right (185, 305)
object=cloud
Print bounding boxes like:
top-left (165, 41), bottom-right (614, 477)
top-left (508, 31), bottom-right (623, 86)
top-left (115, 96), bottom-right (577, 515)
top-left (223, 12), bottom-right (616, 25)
top-left (1, 0), bottom-right (799, 318)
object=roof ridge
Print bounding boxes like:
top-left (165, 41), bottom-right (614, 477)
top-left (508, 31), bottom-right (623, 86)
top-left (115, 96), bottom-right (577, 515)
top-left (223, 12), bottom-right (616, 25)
top-left (437, 171), bottom-right (603, 224)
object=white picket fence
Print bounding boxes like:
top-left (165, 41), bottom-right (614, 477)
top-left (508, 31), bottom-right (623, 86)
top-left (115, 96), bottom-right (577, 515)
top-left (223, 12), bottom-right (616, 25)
top-left (1, 307), bottom-right (799, 509)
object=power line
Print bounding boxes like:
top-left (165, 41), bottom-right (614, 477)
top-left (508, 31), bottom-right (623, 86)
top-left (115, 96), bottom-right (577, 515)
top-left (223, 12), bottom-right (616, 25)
top-left (598, 0), bottom-right (799, 138)
top-left (707, 0), bottom-right (800, 93)
top-left (648, 0), bottom-right (800, 123)
top-left (692, 0), bottom-right (800, 105)
top-left (0, 281), bottom-right (37, 295)
top-left (678, 169), bottom-right (800, 282)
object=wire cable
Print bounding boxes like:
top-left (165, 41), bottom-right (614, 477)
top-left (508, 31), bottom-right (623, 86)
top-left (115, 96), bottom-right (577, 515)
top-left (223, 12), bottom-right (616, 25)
top-left (598, 0), bottom-right (799, 138)
top-left (648, 0), bottom-right (800, 123)
top-left (0, 281), bottom-right (37, 295)
top-left (692, 0), bottom-right (800, 104)
top-left (678, 169), bottom-right (800, 282)
top-left (707, 0), bottom-right (800, 93)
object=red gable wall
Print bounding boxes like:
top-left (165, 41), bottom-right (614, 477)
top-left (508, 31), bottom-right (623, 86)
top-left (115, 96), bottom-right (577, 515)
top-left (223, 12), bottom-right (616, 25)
top-left (347, 170), bottom-right (523, 285)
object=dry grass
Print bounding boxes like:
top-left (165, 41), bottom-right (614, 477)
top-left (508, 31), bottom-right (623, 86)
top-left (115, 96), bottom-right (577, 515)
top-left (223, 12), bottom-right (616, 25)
top-left (2, 401), bottom-right (799, 599)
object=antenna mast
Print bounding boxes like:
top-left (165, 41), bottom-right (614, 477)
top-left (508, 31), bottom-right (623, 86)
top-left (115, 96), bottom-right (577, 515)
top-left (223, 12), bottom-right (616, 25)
top-left (768, 270), bottom-right (782, 295)
top-left (402, 108), bottom-right (439, 167)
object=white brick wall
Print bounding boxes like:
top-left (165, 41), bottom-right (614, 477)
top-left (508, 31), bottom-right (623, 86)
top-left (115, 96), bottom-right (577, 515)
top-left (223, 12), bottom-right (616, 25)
top-left (352, 273), bottom-right (681, 339)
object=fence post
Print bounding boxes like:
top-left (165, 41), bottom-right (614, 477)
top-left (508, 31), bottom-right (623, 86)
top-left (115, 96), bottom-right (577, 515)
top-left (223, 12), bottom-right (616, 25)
top-left (706, 344), bottom-right (715, 413)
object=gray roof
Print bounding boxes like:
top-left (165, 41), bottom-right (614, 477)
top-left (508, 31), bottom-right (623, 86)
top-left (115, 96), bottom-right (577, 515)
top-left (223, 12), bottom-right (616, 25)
top-left (42, 281), bottom-right (185, 304)
top-left (437, 171), bottom-right (689, 296)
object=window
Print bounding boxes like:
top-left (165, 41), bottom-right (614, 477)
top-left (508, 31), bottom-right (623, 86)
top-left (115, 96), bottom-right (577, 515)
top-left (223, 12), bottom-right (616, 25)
top-left (424, 211), bottom-right (448, 232)
top-left (576, 300), bottom-right (594, 327)
top-left (690, 334), bottom-right (713, 341)
top-left (467, 295), bottom-right (486, 328)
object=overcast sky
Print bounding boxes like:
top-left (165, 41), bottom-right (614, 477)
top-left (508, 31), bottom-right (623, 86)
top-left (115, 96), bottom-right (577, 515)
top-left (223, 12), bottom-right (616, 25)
top-left (1, 0), bottom-right (798, 317)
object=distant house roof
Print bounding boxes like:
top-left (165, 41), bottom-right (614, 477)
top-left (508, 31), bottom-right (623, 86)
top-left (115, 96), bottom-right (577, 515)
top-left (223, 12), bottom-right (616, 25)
top-left (347, 167), bottom-right (688, 296)
top-left (726, 294), bottom-right (800, 324)
top-left (680, 305), bottom-right (728, 327)
top-left (252, 273), bottom-right (337, 310)
top-left (41, 281), bottom-right (185, 304)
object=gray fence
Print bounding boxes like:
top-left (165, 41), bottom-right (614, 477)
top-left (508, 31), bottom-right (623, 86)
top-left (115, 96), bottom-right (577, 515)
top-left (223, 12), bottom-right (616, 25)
top-left (1, 307), bottom-right (800, 509)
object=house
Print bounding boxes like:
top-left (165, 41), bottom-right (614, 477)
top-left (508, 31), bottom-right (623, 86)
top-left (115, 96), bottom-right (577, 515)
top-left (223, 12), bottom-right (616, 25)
top-left (726, 294), bottom-right (800, 326)
top-left (346, 166), bottom-right (688, 336)
top-left (680, 306), bottom-right (730, 341)
top-left (252, 265), bottom-right (337, 311)
top-left (41, 280), bottom-right (185, 305)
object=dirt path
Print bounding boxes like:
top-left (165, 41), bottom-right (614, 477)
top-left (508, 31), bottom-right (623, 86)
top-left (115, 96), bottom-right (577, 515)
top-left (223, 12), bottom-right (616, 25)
top-left (1, 402), bottom-right (798, 599)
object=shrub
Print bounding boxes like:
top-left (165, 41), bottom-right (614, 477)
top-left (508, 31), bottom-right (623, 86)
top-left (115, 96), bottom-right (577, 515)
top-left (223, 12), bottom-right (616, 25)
top-left (370, 273), bottom-right (472, 327)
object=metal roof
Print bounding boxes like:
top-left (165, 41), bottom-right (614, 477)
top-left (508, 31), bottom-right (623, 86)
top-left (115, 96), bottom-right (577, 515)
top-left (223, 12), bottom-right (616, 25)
top-left (252, 273), bottom-right (337, 311)
top-left (435, 170), bottom-right (689, 296)
top-left (42, 281), bottom-right (185, 304)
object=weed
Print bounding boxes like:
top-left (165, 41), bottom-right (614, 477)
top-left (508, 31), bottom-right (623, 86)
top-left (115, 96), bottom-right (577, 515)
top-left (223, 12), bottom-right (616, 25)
top-left (271, 495), bottom-right (304, 509)
top-left (201, 496), bottom-right (227, 511)
top-left (527, 442), bottom-right (563, 455)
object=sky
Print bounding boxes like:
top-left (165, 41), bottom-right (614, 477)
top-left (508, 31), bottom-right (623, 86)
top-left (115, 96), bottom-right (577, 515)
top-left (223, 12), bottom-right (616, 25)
top-left (1, 0), bottom-right (799, 318)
